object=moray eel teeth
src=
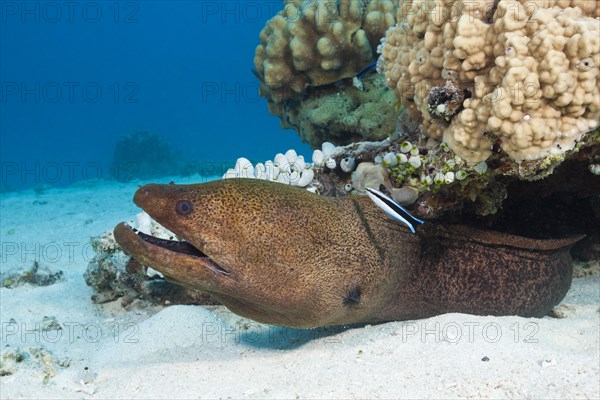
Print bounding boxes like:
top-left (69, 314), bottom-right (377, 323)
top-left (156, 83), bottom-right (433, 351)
top-left (365, 187), bottom-right (424, 233)
top-left (130, 227), bottom-right (229, 275)
top-left (114, 222), bottom-right (231, 281)
top-left (132, 227), bottom-right (207, 259)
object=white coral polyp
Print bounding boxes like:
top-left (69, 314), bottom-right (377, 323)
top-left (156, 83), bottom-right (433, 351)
top-left (223, 149), bottom-right (316, 188)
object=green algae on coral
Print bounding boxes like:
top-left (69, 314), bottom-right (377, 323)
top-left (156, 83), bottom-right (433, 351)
top-left (270, 73), bottom-right (398, 148)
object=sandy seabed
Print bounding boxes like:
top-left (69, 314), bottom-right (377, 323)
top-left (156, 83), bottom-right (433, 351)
top-left (0, 176), bottom-right (599, 399)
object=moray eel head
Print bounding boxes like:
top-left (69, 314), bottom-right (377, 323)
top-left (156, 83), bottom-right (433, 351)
top-left (114, 179), bottom-right (383, 327)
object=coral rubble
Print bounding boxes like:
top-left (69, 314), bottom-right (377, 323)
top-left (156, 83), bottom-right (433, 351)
top-left (84, 229), bottom-right (218, 307)
top-left (0, 345), bottom-right (70, 384)
top-left (1, 262), bottom-right (64, 288)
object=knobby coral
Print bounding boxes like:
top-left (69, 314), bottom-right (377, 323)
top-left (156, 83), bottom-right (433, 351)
top-left (255, 0), bottom-right (400, 103)
top-left (378, 0), bottom-right (600, 162)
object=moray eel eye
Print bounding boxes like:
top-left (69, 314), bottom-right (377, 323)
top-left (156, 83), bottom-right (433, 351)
top-left (175, 200), bottom-right (193, 216)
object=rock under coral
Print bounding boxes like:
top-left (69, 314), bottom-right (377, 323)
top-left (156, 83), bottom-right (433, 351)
top-left (390, 185), bottom-right (419, 205)
top-left (378, 0), bottom-right (600, 163)
top-left (294, 129), bottom-right (600, 227)
top-left (351, 161), bottom-right (391, 193)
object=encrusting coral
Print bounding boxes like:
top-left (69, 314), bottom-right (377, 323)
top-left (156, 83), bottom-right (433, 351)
top-left (273, 73), bottom-right (399, 147)
top-left (378, 0), bottom-right (600, 163)
top-left (255, 0), bottom-right (400, 103)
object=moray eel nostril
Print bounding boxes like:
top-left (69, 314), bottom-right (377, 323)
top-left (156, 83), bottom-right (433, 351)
top-left (133, 187), bottom-right (149, 207)
top-left (114, 178), bottom-right (583, 328)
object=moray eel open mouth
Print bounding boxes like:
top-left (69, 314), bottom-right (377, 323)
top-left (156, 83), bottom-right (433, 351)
top-left (133, 228), bottom-right (205, 258)
top-left (132, 226), bottom-right (230, 275)
top-left (114, 222), bottom-right (231, 279)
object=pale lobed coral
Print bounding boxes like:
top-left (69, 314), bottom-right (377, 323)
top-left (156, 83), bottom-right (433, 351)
top-left (223, 149), bottom-right (316, 187)
top-left (223, 143), bottom-right (343, 189)
top-left (378, 0), bottom-right (600, 162)
top-left (255, 0), bottom-right (400, 103)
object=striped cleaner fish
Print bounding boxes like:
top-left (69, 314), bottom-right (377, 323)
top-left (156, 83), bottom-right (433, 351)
top-left (365, 187), bottom-right (424, 233)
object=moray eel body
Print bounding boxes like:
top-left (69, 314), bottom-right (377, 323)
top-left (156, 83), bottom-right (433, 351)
top-left (114, 179), bottom-right (580, 328)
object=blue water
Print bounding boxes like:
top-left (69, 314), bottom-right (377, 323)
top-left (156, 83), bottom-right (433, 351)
top-left (0, 1), bottom-right (312, 191)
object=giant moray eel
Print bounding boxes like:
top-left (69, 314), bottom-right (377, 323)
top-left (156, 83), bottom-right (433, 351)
top-left (114, 179), bottom-right (581, 328)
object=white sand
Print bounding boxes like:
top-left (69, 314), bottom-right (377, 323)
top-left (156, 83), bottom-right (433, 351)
top-left (1, 177), bottom-right (599, 399)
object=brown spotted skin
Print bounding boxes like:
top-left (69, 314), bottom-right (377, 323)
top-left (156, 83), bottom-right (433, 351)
top-left (114, 179), bottom-right (581, 328)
